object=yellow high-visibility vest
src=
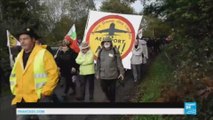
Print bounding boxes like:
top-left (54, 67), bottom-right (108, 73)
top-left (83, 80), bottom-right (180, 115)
top-left (41, 45), bottom-right (47, 49)
top-left (10, 49), bottom-right (47, 99)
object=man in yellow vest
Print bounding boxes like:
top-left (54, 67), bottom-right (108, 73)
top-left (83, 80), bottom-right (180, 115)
top-left (10, 28), bottom-right (59, 105)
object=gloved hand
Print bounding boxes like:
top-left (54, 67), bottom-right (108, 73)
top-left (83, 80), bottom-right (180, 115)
top-left (118, 74), bottom-right (124, 81)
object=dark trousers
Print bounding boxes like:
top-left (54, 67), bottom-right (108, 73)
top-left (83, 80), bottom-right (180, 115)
top-left (79, 74), bottom-right (94, 100)
top-left (64, 74), bottom-right (76, 94)
top-left (100, 79), bottom-right (116, 102)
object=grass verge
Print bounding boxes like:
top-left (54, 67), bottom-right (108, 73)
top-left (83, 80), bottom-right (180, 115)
top-left (133, 53), bottom-right (175, 120)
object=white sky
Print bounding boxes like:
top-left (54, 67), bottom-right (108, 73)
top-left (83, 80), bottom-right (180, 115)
top-left (131, 0), bottom-right (143, 13)
top-left (94, 0), bottom-right (144, 13)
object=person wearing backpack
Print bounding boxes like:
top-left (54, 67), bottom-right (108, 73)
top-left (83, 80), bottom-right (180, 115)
top-left (96, 37), bottom-right (125, 102)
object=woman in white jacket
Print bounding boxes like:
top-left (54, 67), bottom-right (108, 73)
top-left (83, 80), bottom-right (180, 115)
top-left (131, 38), bottom-right (148, 82)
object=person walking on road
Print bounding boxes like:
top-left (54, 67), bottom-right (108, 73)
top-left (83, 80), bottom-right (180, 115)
top-left (10, 28), bottom-right (59, 120)
top-left (140, 37), bottom-right (149, 75)
top-left (96, 37), bottom-right (125, 102)
top-left (75, 42), bottom-right (95, 101)
top-left (131, 38), bottom-right (143, 82)
top-left (56, 41), bottom-right (78, 98)
top-left (10, 28), bottom-right (59, 104)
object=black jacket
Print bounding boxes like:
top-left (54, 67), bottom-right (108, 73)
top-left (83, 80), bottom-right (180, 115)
top-left (56, 49), bottom-right (79, 76)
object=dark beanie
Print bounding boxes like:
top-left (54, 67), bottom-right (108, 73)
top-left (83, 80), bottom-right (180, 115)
top-left (17, 27), bottom-right (39, 39)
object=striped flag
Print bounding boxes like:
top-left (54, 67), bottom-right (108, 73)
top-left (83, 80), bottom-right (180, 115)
top-left (64, 24), bottom-right (80, 53)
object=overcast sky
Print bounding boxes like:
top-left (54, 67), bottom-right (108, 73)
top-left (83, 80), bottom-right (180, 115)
top-left (94, 0), bottom-right (144, 13)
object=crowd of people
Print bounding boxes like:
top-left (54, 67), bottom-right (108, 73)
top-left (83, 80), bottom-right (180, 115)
top-left (6, 27), bottom-right (175, 103)
top-left (0, 27), bottom-right (172, 105)
top-left (5, 26), bottom-right (173, 105)
top-left (8, 27), bottom-right (128, 107)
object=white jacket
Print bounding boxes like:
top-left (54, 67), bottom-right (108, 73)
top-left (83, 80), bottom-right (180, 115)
top-left (131, 44), bottom-right (143, 65)
top-left (130, 40), bottom-right (149, 65)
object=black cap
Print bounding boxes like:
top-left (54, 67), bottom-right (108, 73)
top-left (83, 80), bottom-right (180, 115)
top-left (18, 27), bottom-right (39, 39)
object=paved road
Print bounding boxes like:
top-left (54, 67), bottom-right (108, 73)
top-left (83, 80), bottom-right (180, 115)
top-left (0, 70), bottom-right (143, 120)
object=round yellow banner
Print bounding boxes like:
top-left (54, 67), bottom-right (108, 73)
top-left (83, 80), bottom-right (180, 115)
top-left (86, 15), bottom-right (135, 59)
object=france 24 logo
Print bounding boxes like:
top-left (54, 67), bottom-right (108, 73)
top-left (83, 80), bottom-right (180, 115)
top-left (184, 102), bottom-right (197, 115)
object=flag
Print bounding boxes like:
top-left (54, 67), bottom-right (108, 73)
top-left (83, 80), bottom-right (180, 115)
top-left (138, 28), bottom-right (143, 39)
top-left (7, 30), bottom-right (20, 47)
top-left (6, 30), bottom-right (20, 68)
top-left (64, 24), bottom-right (80, 53)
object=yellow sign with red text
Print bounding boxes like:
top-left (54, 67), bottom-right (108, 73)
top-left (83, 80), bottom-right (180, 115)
top-left (84, 11), bottom-right (142, 69)
top-left (86, 15), bottom-right (135, 59)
